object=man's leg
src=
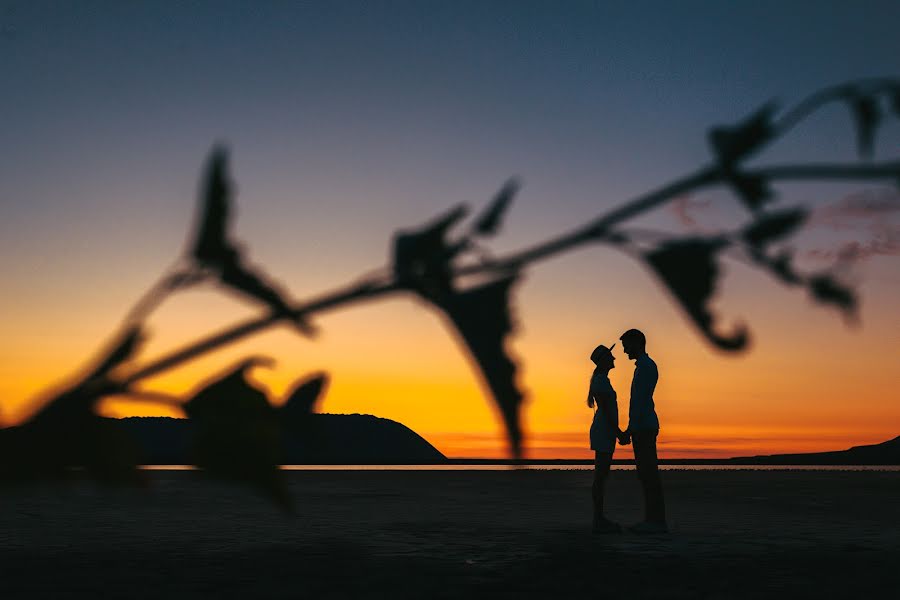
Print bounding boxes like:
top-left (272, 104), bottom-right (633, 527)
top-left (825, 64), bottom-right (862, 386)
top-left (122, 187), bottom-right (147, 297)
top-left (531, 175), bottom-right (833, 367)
top-left (632, 431), bottom-right (666, 524)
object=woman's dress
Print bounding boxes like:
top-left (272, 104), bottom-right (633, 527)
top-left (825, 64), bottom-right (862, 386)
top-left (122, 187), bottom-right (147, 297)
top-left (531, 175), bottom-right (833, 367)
top-left (589, 371), bottom-right (617, 453)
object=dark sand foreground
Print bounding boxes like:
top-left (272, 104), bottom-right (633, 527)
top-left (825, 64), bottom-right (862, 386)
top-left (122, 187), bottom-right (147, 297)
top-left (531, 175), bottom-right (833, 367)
top-left (2, 470), bottom-right (899, 598)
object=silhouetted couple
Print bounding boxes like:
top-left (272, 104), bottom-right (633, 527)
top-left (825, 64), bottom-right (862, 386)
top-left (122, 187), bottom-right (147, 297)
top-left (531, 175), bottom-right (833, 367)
top-left (588, 328), bottom-right (667, 534)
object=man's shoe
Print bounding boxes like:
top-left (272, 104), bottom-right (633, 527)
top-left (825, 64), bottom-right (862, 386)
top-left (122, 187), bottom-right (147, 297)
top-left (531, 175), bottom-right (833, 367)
top-left (627, 520), bottom-right (668, 534)
top-left (592, 518), bottom-right (622, 534)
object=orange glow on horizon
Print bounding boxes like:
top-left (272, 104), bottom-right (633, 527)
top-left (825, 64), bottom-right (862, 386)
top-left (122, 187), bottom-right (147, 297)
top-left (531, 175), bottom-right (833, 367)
top-left (2, 256), bottom-right (898, 460)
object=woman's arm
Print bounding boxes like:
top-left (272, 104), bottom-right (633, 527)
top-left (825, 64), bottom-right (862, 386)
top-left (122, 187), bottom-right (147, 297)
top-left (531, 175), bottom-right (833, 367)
top-left (601, 394), bottom-right (619, 434)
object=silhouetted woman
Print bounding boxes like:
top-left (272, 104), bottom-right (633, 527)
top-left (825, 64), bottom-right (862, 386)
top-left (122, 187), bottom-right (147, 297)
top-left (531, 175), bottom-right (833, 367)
top-left (587, 343), bottom-right (625, 533)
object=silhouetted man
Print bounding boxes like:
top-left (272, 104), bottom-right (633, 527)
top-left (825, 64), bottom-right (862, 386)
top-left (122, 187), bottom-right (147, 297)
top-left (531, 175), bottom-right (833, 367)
top-left (620, 328), bottom-right (667, 533)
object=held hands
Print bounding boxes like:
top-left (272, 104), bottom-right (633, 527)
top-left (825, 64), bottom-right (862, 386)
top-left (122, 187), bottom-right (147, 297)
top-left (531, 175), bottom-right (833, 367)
top-left (617, 429), bottom-right (631, 446)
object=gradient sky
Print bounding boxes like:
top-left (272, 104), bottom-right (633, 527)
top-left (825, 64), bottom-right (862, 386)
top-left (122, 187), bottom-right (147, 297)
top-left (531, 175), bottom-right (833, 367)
top-left (1, 1), bottom-right (899, 459)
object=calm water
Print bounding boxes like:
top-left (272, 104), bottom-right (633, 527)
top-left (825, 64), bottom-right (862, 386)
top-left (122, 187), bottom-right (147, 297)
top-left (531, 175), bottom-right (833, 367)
top-left (141, 465), bottom-right (900, 472)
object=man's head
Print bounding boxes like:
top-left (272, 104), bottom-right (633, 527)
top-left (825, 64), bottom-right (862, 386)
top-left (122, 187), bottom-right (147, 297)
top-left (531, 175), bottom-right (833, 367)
top-left (619, 328), bottom-right (646, 360)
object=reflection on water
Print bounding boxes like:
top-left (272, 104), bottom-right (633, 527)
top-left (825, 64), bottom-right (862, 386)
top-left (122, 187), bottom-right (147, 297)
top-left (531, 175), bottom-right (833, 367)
top-left (140, 464), bottom-right (900, 472)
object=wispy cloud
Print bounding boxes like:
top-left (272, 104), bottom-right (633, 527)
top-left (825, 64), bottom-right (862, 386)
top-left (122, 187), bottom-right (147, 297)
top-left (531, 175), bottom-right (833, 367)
top-left (669, 188), bottom-right (900, 263)
top-left (804, 188), bottom-right (900, 262)
top-left (811, 188), bottom-right (900, 226)
top-left (670, 196), bottom-right (719, 233)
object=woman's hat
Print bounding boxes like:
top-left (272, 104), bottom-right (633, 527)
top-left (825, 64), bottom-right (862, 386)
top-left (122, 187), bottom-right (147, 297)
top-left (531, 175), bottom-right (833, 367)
top-left (590, 343), bottom-right (616, 362)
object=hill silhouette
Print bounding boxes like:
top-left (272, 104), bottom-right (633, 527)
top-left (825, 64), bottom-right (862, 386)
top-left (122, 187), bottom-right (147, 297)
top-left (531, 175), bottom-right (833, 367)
top-left (116, 415), bottom-right (447, 465)
top-left (112, 417), bottom-right (898, 466)
top-left (724, 435), bottom-right (900, 465)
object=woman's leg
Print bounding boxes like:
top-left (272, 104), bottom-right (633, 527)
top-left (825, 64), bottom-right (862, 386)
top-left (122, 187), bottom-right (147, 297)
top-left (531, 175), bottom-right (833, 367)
top-left (592, 451), bottom-right (613, 527)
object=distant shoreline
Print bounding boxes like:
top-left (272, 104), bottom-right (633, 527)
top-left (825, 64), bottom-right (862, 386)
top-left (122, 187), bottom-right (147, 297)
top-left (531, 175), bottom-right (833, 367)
top-left (274, 460), bottom-right (900, 467)
top-left (445, 434), bottom-right (900, 466)
top-left (138, 463), bottom-right (900, 471)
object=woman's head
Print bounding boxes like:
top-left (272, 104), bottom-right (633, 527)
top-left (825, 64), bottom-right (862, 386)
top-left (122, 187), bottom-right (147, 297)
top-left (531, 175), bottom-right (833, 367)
top-left (590, 344), bottom-right (616, 370)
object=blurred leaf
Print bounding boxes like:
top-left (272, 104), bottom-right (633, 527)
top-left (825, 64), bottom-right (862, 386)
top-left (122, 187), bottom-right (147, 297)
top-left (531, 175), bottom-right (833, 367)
top-left (280, 372), bottom-right (329, 422)
top-left (767, 250), bottom-right (804, 285)
top-left (440, 276), bottom-right (525, 457)
top-left (189, 147), bottom-right (311, 334)
top-left (80, 416), bottom-right (145, 485)
top-left (0, 423), bottom-right (56, 482)
top-left (5, 393), bottom-right (142, 485)
top-left (191, 147), bottom-right (234, 265)
top-left (183, 358), bottom-right (291, 510)
top-left (3, 324), bottom-right (146, 483)
top-left (220, 262), bottom-right (303, 324)
top-left (808, 274), bottom-right (857, 320)
top-left (746, 246), bottom-right (803, 287)
top-left (34, 330), bottom-right (137, 422)
top-left (709, 104), bottom-right (777, 213)
top-left (729, 172), bottom-right (774, 212)
top-left (709, 102), bottom-right (776, 165)
top-left (394, 207), bottom-right (525, 457)
top-left (849, 95), bottom-right (880, 159)
top-left (474, 179), bottom-right (519, 236)
top-left (392, 204), bottom-right (468, 297)
top-left (741, 208), bottom-right (807, 247)
top-left (644, 239), bottom-right (749, 350)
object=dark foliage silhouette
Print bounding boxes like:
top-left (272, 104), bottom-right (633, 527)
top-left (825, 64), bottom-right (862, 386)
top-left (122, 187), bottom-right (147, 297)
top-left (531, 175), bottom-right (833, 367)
top-left (2, 78), bottom-right (899, 507)
top-left (474, 178), bottom-right (519, 236)
top-left (740, 208), bottom-right (807, 248)
top-left (392, 196), bottom-right (524, 456)
top-left (441, 275), bottom-right (523, 457)
top-left (850, 95), bottom-right (880, 159)
top-left (708, 102), bottom-right (776, 166)
top-left (708, 102), bottom-right (777, 211)
top-left (280, 373), bottom-right (329, 424)
top-left (644, 238), bottom-right (746, 350)
top-left (1, 325), bottom-right (147, 483)
top-left (183, 358), bottom-right (291, 510)
top-left (189, 147), bottom-right (313, 335)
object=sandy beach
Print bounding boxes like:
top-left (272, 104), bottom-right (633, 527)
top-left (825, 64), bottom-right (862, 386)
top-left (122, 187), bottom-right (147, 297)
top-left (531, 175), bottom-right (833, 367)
top-left (2, 470), bottom-right (898, 598)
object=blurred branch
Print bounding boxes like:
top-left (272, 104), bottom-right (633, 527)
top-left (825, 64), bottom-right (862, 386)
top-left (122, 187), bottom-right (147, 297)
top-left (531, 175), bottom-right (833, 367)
top-left (117, 390), bottom-right (185, 408)
top-left (119, 158), bottom-right (899, 388)
top-left (122, 262), bottom-right (205, 326)
top-left (773, 78), bottom-right (899, 137)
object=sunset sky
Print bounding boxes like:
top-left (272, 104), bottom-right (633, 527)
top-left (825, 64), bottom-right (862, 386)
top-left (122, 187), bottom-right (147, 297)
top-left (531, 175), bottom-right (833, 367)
top-left (1, 1), bottom-right (898, 459)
